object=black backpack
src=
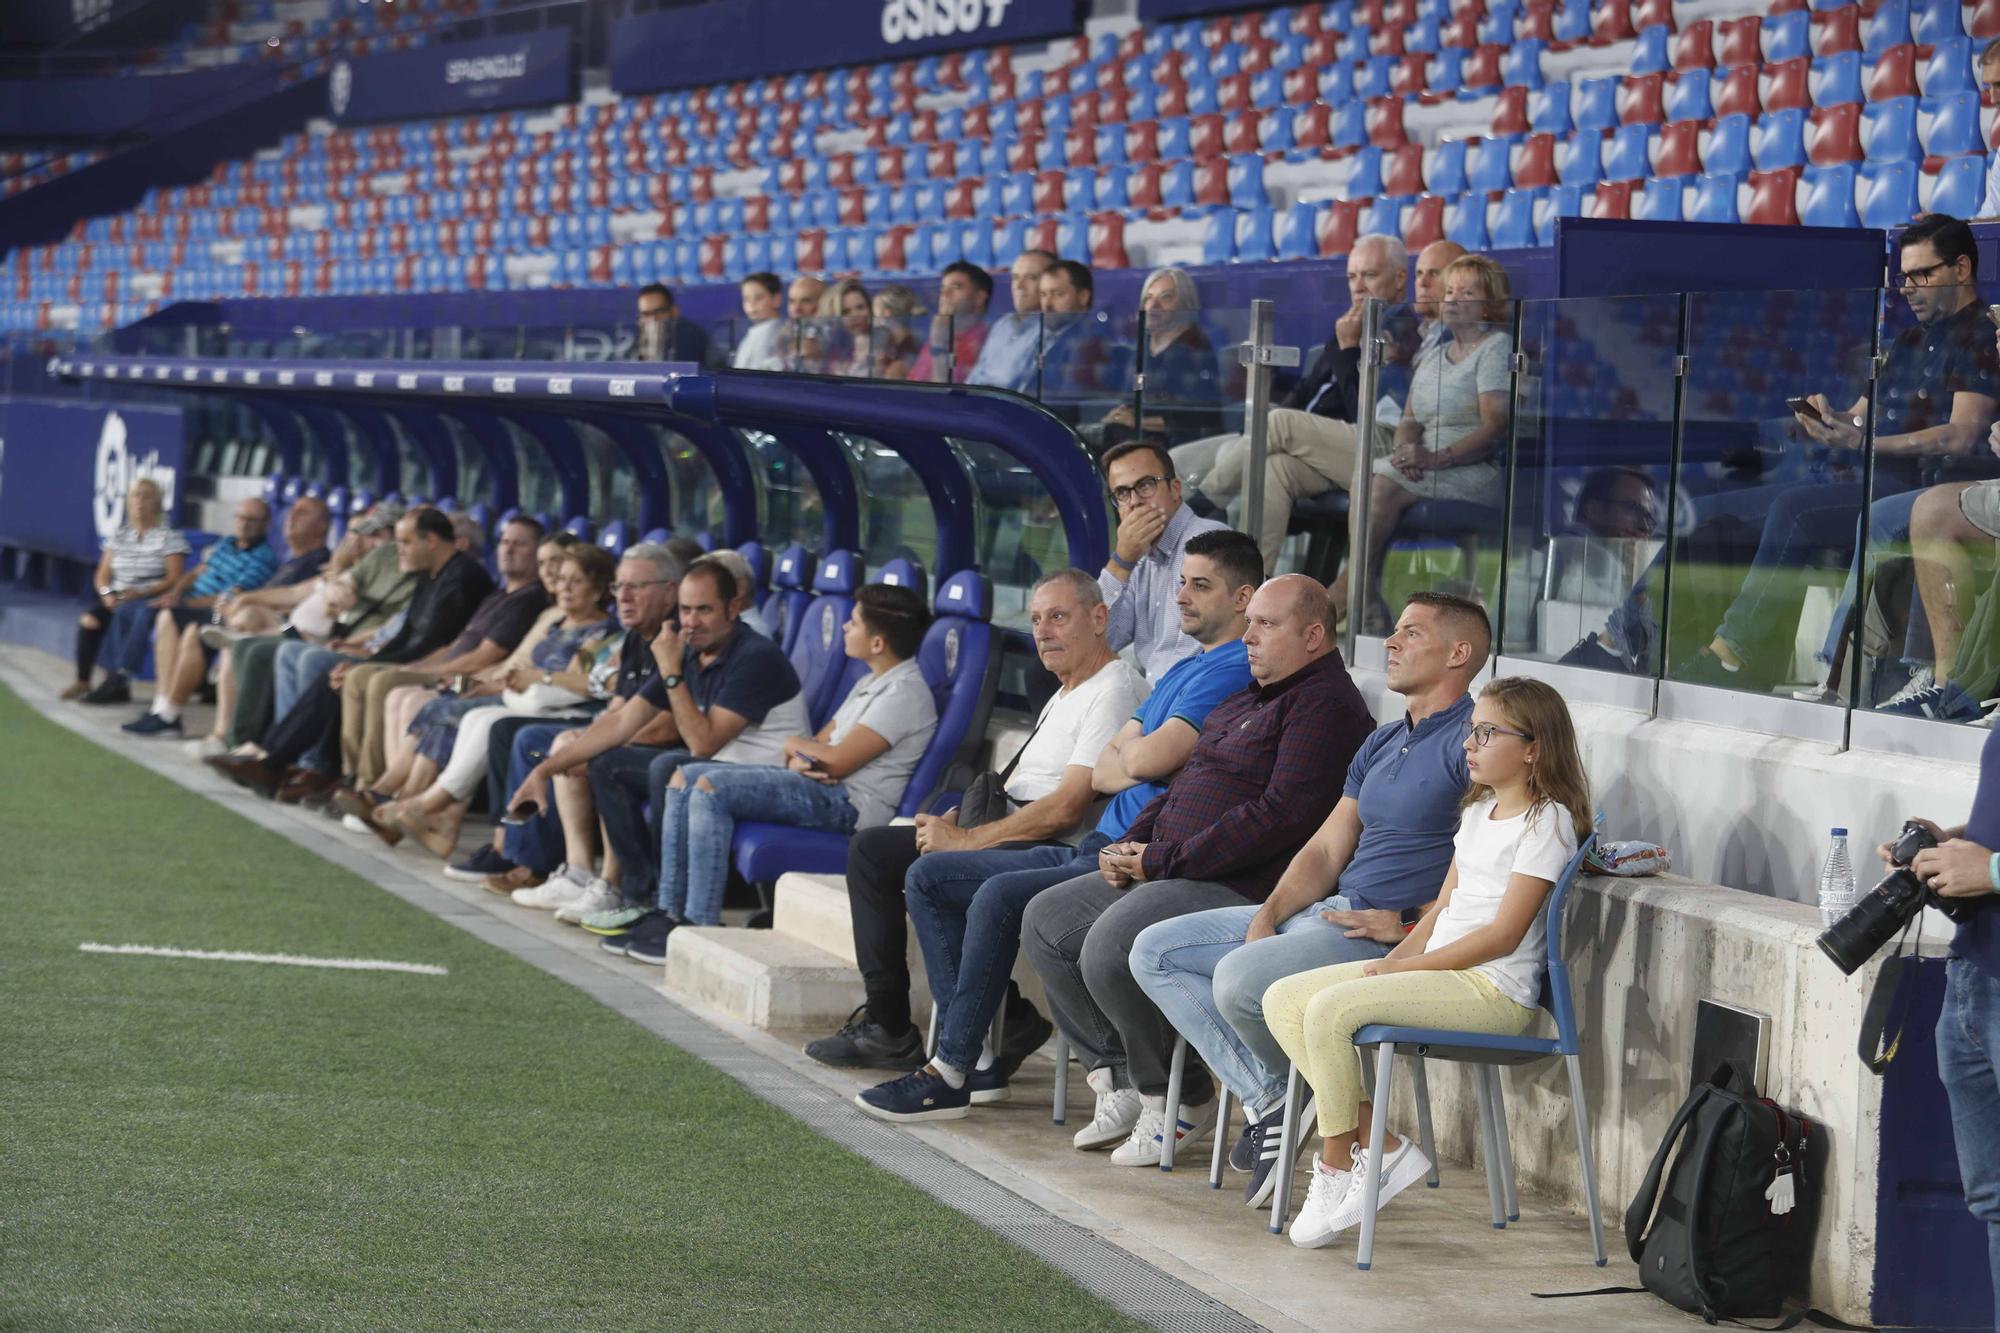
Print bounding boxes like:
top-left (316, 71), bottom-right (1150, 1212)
top-left (1624, 1062), bottom-right (1821, 1324)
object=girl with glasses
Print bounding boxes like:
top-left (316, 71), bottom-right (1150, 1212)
top-left (1263, 676), bottom-right (1592, 1249)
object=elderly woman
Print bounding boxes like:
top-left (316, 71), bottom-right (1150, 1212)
top-left (1332, 253), bottom-right (1515, 630)
top-left (869, 285), bottom-right (926, 380)
top-left (1100, 267), bottom-right (1223, 449)
top-left (366, 544), bottom-right (619, 854)
top-left (70, 477), bottom-right (190, 703)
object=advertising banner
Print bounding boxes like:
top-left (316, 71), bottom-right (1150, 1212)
top-left (0, 400), bottom-right (185, 564)
top-left (329, 29), bottom-right (576, 125)
top-left (610, 0), bottom-right (1083, 94)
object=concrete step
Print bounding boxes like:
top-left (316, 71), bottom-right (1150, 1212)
top-left (772, 871), bottom-right (860, 964)
top-left (661, 926), bottom-right (866, 1032)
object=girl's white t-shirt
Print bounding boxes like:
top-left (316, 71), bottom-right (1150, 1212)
top-left (1424, 797), bottom-right (1578, 1008)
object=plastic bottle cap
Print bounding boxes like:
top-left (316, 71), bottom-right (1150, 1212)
top-left (1831, 827), bottom-right (1848, 837)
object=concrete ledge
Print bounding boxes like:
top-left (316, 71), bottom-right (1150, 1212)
top-left (661, 927), bottom-right (866, 1031)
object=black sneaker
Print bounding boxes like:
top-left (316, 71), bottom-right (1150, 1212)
top-left (80, 674), bottom-right (131, 705)
top-left (596, 909), bottom-right (664, 957)
top-left (1244, 1095), bottom-right (1316, 1208)
top-left (121, 711), bottom-right (182, 736)
top-left (804, 1006), bottom-right (926, 1070)
top-left (1228, 1119), bottom-right (1256, 1174)
top-left (853, 1067), bottom-right (971, 1123)
top-left (621, 912), bottom-right (680, 966)
top-left (993, 1002), bottom-right (1055, 1081)
top-left (444, 845), bottom-right (516, 883)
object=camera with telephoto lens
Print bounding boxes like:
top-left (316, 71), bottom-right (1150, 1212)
top-left (1817, 821), bottom-right (1972, 975)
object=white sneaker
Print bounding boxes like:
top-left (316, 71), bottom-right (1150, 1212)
top-left (552, 876), bottom-right (623, 924)
top-left (1110, 1094), bottom-right (1217, 1167)
top-left (1881, 666), bottom-right (1936, 709)
top-left (1323, 1137), bottom-right (1436, 1238)
top-left (1290, 1152), bottom-right (1359, 1249)
top-left (183, 736), bottom-right (226, 761)
top-left (1072, 1066), bottom-right (1143, 1151)
top-left (511, 871), bottom-right (593, 911)
top-left (340, 814), bottom-right (373, 836)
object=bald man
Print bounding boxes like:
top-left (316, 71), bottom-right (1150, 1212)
top-left (1177, 235), bottom-right (1450, 570)
top-left (1020, 574), bottom-right (1376, 1164)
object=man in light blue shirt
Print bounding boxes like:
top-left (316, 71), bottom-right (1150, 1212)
top-left (965, 249), bottom-right (1056, 392)
top-left (1098, 439), bottom-right (1229, 678)
top-left (1128, 590), bottom-right (1490, 1206)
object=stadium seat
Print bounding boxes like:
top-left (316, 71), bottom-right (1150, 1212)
top-left (768, 543), bottom-right (818, 656)
top-left (1384, 144), bottom-right (1426, 195)
top-left (1921, 38), bottom-right (1975, 94)
top-left (1800, 162), bottom-right (1861, 225)
top-left (1753, 108), bottom-right (1809, 169)
top-left (1618, 73), bottom-right (1667, 125)
top-left (1705, 114), bottom-right (1753, 175)
top-left (1665, 69), bottom-right (1713, 123)
top-left (1765, 10), bottom-right (1812, 62)
top-left (1556, 134), bottom-right (1601, 186)
top-left (1653, 122), bottom-right (1702, 178)
top-left (1573, 77), bottom-right (1618, 135)
top-left (1530, 82), bottom-right (1573, 134)
top-left (1402, 195), bottom-right (1447, 250)
top-left (1869, 44), bottom-right (1921, 99)
top-left (1587, 179), bottom-right (1636, 218)
top-left (1445, 192), bottom-right (1490, 248)
top-left (1468, 136), bottom-right (1519, 191)
top-left (1513, 133), bottom-right (1558, 188)
top-left (1635, 176), bottom-right (1685, 219)
top-left (1923, 151), bottom-right (1988, 213)
top-left (1920, 91), bottom-right (1985, 157)
top-left (1672, 20), bottom-right (1715, 69)
top-left (1866, 0), bottom-right (1914, 54)
top-left (1425, 140), bottom-right (1469, 196)
top-left (1275, 200), bottom-right (1327, 259)
top-left (1690, 171), bottom-right (1744, 221)
top-left (1602, 124), bottom-right (1656, 180)
top-left (1859, 159), bottom-right (1920, 225)
top-left (1714, 64), bottom-right (1762, 118)
top-left (1762, 57), bottom-right (1811, 110)
top-left (1810, 102), bottom-right (1867, 163)
top-left (1491, 188), bottom-right (1541, 247)
top-left (1859, 96), bottom-right (1919, 162)
top-left (1812, 6), bottom-right (1863, 55)
top-left (1973, 0), bottom-right (2000, 40)
top-left (789, 550), bottom-right (862, 730)
top-left (1747, 165), bottom-right (1804, 222)
top-left (1913, 0), bottom-right (1964, 49)
top-left (1717, 17), bottom-right (1763, 68)
top-left (1809, 51), bottom-right (1864, 104)
top-left (1318, 199), bottom-right (1365, 257)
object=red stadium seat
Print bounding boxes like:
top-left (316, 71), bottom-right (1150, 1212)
top-left (1402, 194), bottom-right (1446, 248)
top-left (1226, 110), bottom-right (1264, 153)
top-left (1033, 170), bottom-right (1067, 213)
top-left (1189, 113), bottom-right (1227, 158)
top-left (1811, 7), bottom-right (1861, 55)
top-left (945, 179), bottom-right (979, 219)
top-left (1514, 131), bottom-right (1559, 187)
top-left (795, 228), bottom-right (826, 271)
top-left (1392, 55), bottom-right (1429, 96)
top-left (1653, 120), bottom-right (1702, 176)
top-left (1126, 119), bottom-right (1163, 160)
top-left (1492, 85), bottom-right (1531, 134)
top-left (1716, 16), bottom-right (1760, 69)
top-left (1589, 179), bottom-right (1636, 217)
top-left (1384, 143), bottom-right (1427, 193)
top-left (926, 142), bottom-right (956, 178)
top-left (1673, 20), bottom-right (1715, 69)
top-left (1714, 64), bottom-right (1762, 118)
top-left (1747, 165), bottom-right (1804, 223)
top-left (1088, 212), bottom-right (1129, 268)
top-left (837, 188), bottom-right (866, 226)
top-left (828, 155), bottom-right (856, 189)
top-left (1761, 58), bottom-right (1810, 112)
top-left (1026, 215), bottom-right (1061, 254)
top-left (1006, 138), bottom-right (1041, 171)
top-left (1973, 0), bottom-right (2000, 40)
top-left (1319, 197), bottom-right (1364, 255)
top-left (1367, 96), bottom-right (1409, 146)
top-left (1193, 156), bottom-right (1230, 204)
top-left (1463, 44), bottom-right (1505, 89)
top-left (1806, 103), bottom-right (1863, 164)
top-left (1218, 73), bottom-right (1254, 110)
top-left (1293, 103), bottom-right (1333, 148)
top-left (1620, 72), bottom-right (1668, 123)
top-left (699, 235), bottom-right (725, 278)
top-left (1634, 0), bottom-right (1674, 30)
top-left (1442, 14), bottom-right (1480, 47)
top-left (1063, 123), bottom-right (1097, 166)
top-left (1596, 0), bottom-right (1637, 42)
top-left (1869, 45), bottom-right (1919, 100)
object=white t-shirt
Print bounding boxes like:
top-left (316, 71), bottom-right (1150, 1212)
top-left (828, 659), bottom-right (938, 829)
top-left (732, 319), bottom-right (786, 371)
top-left (1004, 657), bottom-right (1150, 832)
top-left (1425, 797), bottom-right (1578, 1009)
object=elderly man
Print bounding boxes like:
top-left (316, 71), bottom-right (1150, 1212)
top-left (1131, 591), bottom-right (1487, 1204)
top-left (121, 496), bottom-right (299, 737)
top-left (1178, 235), bottom-right (1448, 570)
top-left (806, 567), bottom-right (1151, 1071)
top-left (1100, 440), bottom-right (1231, 678)
top-left (910, 261), bottom-right (993, 383)
top-left (1021, 574), bottom-right (1374, 1165)
top-left (966, 249), bottom-right (1056, 391)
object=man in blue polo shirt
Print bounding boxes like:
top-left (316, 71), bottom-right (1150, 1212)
top-left (1129, 590), bottom-right (1489, 1206)
top-left (851, 530), bottom-right (1263, 1123)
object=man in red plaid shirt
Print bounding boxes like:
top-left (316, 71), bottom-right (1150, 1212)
top-left (1021, 574), bottom-right (1376, 1166)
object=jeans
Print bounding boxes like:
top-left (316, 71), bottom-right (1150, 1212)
top-left (905, 836), bottom-right (1106, 1073)
top-left (1020, 871), bottom-right (1249, 1098)
top-left (1938, 956), bottom-right (2000, 1321)
top-left (1130, 897), bottom-right (1390, 1117)
top-left (99, 598), bottom-right (159, 678)
top-left (1818, 487), bottom-right (1925, 667)
top-left (498, 721), bottom-right (579, 874)
top-left (661, 762), bottom-right (858, 925)
top-left (273, 639), bottom-right (340, 718)
top-left (587, 744), bottom-right (686, 904)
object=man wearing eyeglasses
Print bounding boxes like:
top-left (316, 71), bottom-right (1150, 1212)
top-left (1679, 213), bottom-right (2000, 694)
top-left (1976, 40), bottom-right (2000, 220)
top-left (1100, 439), bottom-right (1230, 678)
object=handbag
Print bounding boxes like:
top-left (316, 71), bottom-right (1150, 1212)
top-left (954, 701), bottom-right (1052, 828)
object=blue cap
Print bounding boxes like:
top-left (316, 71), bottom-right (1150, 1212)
top-left (1832, 827), bottom-right (1848, 837)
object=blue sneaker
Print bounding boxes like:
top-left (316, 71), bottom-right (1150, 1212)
top-left (121, 711), bottom-right (181, 736)
top-left (853, 1067), bottom-right (972, 1123)
top-left (1880, 681), bottom-right (1981, 723)
top-left (967, 1063), bottom-right (1010, 1106)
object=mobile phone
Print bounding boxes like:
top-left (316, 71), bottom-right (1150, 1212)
top-left (453, 674), bottom-right (475, 695)
top-left (1987, 303), bottom-right (2000, 328)
top-left (1786, 396), bottom-right (1824, 424)
top-left (803, 753), bottom-right (826, 771)
top-left (503, 799), bottom-right (541, 825)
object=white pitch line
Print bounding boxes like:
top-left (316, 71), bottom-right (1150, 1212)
top-left (78, 943), bottom-right (448, 976)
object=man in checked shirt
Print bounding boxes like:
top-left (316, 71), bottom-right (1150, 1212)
top-left (1021, 574), bottom-right (1375, 1166)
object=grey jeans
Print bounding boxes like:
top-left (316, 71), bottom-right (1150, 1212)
top-left (1019, 871), bottom-right (1248, 1099)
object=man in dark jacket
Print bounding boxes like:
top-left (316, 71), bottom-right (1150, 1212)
top-left (1174, 235), bottom-right (1442, 570)
top-left (212, 507), bottom-right (493, 801)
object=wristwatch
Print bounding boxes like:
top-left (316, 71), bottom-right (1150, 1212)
top-left (1398, 906), bottom-right (1425, 928)
top-left (661, 673), bottom-right (684, 690)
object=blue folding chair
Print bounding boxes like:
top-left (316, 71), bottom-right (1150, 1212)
top-left (1269, 837), bottom-right (1607, 1273)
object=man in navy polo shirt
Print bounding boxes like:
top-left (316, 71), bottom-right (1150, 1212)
top-left (1130, 590), bottom-right (1489, 1205)
top-left (1901, 730), bottom-right (2000, 1314)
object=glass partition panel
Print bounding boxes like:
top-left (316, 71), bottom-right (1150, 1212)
top-left (1036, 309), bottom-right (1131, 449)
top-left (838, 432), bottom-right (938, 582)
top-left (739, 429), bottom-right (823, 553)
top-left (1665, 286), bottom-right (1884, 707)
top-left (951, 309), bottom-right (1036, 391)
top-left (1129, 304), bottom-right (1241, 459)
top-left (439, 416), bottom-right (491, 511)
top-left (1502, 293), bottom-right (1681, 670)
top-left (503, 421), bottom-right (564, 520)
top-left (657, 427), bottom-right (723, 539)
top-left (950, 436), bottom-right (1067, 629)
top-left (572, 422), bottom-right (638, 530)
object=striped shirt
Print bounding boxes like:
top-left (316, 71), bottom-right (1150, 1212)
top-left (106, 524), bottom-right (192, 591)
top-left (191, 537), bottom-right (279, 599)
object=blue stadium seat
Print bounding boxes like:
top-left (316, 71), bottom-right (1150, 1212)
top-left (1630, 23), bottom-right (1671, 74)
top-left (1490, 188), bottom-right (1539, 248)
top-left (1573, 77), bottom-right (1618, 135)
top-left (1426, 140), bottom-right (1469, 196)
top-left (1810, 51), bottom-right (1864, 105)
top-left (768, 543), bottom-right (818, 656)
top-left (1764, 11), bottom-right (1811, 62)
top-left (1862, 95), bottom-right (1922, 163)
top-left (736, 541), bottom-right (771, 597)
top-left (1530, 82), bottom-right (1573, 135)
top-left (1865, 0), bottom-right (1912, 54)
top-left (597, 520), bottom-right (630, 559)
top-left (789, 550), bottom-right (862, 730)
top-left (730, 569), bottom-right (998, 883)
top-left (1926, 151), bottom-right (1988, 215)
top-left (1556, 134), bottom-right (1602, 186)
top-left (876, 555), bottom-right (927, 599)
top-left (1359, 195), bottom-right (1405, 239)
top-left (1922, 38), bottom-right (1975, 95)
top-left (1920, 91), bottom-right (1984, 158)
top-left (1635, 176), bottom-right (1684, 220)
top-left (1913, 0), bottom-right (1964, 48)
top-left (1228, 153), bottom-right (1267, 208)
top-left (1275, 200), bottom-right (1326, 259)
top-left (1859, 159), bottom-right (1920, 226)
top-left (1445, 193), bottom-right (1490, 249)
top-left (1468, 136), bottom-right (1518, 192)
top-left (1690, 172), bottom-right (1744, 222)
top-left (1159, 159), bottom-right (1197, 206)
top-left (1538, 184), bottom-right (1586, 244)
top-left (1800, 162), bottom-right (1861, 225)
top-left (1235, 207), bottom-right (1277, 261)
top-left (1752, 109), bottom-right (1807, 170)
top-left (1664, 69), bottom-right (1712, 124)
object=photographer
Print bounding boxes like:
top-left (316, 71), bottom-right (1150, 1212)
top-left (1891, 725), bottom-right (2000, 1313)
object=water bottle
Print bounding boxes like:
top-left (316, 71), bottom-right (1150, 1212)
top-left (1818, 828), bottom-right (1857, 928)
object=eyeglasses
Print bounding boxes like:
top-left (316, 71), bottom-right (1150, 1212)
top-left (1899, 259), bottom-right (1960, 288)
top-left (1110, 475), bottom-right (1167, 506)
top-left (1462, 720), bottom-right (1533, 748)
top-left (610, 579), bottom-right (667, 595)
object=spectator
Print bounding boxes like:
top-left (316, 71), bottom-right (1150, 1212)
top-left (118, 497), bottom-right (280, 736)
top-left (852, 532), bottom-right (1261, 1123)
top-left (1979, 40), bottom-right (2000, 218)
top-left (70, 477), bottom-right (189, 703)
top-left (1098, 439), bottom-right (1230, 678)
top-left (453, 542), bottom-right (685, 895)
top-left (731, 272), bottom-right (787, 370)
top-left (802, 278), bottom-right (872, 375)
top-left (1020, 574), bottom-right (1374, 1165)
top-left (1332, 253), bottom-right (1515, 630)
top-left (503, 560), bottom-right (805, 939)
top-left (966, 249), bottom-right (1056, 391)
top-left (375, 545), bottom-right (618, 857)
top-left (1679, 215), bottom-right (2000, 694)
top-left (1885, 469), bottom-right (2000, 720)
top-left (1129, 593), bottom-right (1487, 1206)
top-left (1098, 266), bottom-right (1222, 450)
top-left (197, 494), bottom-right (334, 639)
top-left (1555, 468), bottom-right (1670, 675)
top-left (634, 282), bottom-right (713, 366)
top-left (619, 586), bottom-right (937, 955)
top-left (868, 285), bottom-right (925, 380)
top-left (910, 261), bottom-right (994, 383)
top-left (1036, 259), bottom-right (1102, 397)
top-left (804, 568), bottom-right (1150, 1071)
top-left (209, 508), bottom-right (494, 801)
top-left (1409, 238), bottom-right (1469, 360)
top-left (691, 550), bottom-right (773, 639)
top-left (1174, 234), bottom-right (1423, 572)
top-left (1267, 677), bottom-right (1588, 1248)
